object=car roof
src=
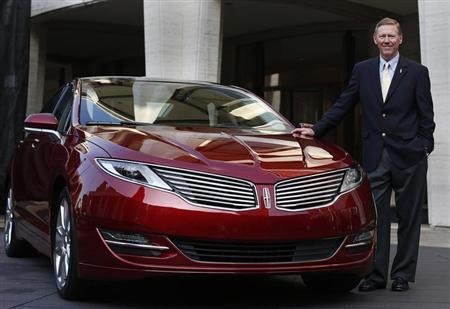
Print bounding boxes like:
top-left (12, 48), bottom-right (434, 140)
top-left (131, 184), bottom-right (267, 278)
top-left (77, 76), bottom-right (220, 86)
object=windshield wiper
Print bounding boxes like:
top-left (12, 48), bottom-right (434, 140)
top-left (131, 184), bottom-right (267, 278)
top-left (85, 121), bottom-right (153, 126)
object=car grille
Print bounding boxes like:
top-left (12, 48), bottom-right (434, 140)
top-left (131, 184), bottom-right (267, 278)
top-left (152, 166), bottom-right (258, 211)
top-left (275, 169), bottom-right (346, 211)
top-left (172, 237), bottom-right (344, 263)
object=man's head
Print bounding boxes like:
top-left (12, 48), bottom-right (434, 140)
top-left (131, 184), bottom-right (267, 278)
top-left (373, 17), bottom-right (403, 61)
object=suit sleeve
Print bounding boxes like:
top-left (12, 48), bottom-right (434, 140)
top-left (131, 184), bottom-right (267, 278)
top-left (416, 66), bottom-right (435, 153)
top-left (312, 64), bottom-right (360, 137)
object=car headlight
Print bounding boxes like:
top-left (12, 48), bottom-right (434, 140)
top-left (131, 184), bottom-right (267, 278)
top-left (95, 159), bottom-right (172, 190)
top-left (340, 165), bottom-right (364, 193)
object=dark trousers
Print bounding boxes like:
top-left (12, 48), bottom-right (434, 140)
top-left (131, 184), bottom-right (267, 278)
top-left (368, 149), bottom-right (428, 283)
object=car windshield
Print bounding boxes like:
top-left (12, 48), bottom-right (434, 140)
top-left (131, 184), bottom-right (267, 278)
top-left (79, 79), bottom-right (292, 133)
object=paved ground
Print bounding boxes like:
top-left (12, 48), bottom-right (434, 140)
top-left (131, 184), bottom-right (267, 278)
top-left (0, 218), bottom-right (449, 308)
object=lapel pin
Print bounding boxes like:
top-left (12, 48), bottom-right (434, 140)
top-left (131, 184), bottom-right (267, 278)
top-left (400, 68), bottom-right (403, 74)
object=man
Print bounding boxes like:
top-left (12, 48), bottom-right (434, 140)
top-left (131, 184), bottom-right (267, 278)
top-left (292, 17), bottom-right (435, 292)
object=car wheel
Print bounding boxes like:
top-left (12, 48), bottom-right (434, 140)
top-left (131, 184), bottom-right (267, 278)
top-left (302, 273), bottom-right (362, 292)
top-left (53, 188), bottom-right (84, 300)
top-left (4, 187), bottom-right (34, 257)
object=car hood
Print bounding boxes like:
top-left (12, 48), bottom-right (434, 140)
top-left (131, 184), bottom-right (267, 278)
top-left (82, 125), bottom-right (352, 181)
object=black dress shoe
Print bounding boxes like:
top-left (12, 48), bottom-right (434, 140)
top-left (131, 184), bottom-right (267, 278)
top-left (358, 279), bottom-right (386, 292)
top-left (391, 278), bottom-right (409, 292)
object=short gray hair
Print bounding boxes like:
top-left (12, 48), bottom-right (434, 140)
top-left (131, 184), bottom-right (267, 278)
top-left (374, 17), bottom-right (402, 35)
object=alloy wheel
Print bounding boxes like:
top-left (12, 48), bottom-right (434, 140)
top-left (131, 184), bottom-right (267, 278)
top-left (53, 198), bottom-right (72, 290)
top-left (4, 189), bottom-right (13, 248)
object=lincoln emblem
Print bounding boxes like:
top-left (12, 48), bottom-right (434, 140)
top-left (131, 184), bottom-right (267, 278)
top-left (263, 187), bottom-right (271, 209)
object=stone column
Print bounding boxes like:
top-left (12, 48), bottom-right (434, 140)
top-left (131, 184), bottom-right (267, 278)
top-left (418, 0), bottom-right (450, 227)
top-left (143, 0), bottom-right (222, 82)
top-left (26, 22), bottom-right (47, 115)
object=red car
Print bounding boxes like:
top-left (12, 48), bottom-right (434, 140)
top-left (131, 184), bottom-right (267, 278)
top-left (4, 77), bottom-right (376, 299)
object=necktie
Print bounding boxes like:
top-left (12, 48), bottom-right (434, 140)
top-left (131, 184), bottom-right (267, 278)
top-left (381, 63), bottom-right (391, 102)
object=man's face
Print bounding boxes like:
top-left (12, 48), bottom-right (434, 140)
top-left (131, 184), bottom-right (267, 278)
top-left (373, 24), bottom-right (403, 61)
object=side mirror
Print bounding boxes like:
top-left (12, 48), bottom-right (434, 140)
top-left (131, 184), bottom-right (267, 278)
top-left (24, 113), bottom-right (59, 130)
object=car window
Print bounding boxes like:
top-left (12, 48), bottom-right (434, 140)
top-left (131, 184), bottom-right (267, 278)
top-left (53, 85), bottom-right (73, 121)
top-left (40, 86), bottom-right (65, 113)
top-left (57, 94), bottom-right (73, 133)
top-left (80, 98), bottom-right (125, 124)
top-left (79, 79), bottom-right (292, 133)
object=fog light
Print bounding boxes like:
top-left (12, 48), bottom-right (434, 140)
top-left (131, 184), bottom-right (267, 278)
top-left (345, 230), bottom-right (374, 254)
top-left (100, 229), bottom-right (150, 245)
top-left (353, 230), bottom-right (373, 243)
top-left (99, 229), bottom-right (170, 257)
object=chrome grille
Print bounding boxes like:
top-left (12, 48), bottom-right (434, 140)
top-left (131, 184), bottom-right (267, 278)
top-left (172, 237), bottom-right (344, 263)
top-left (152, 166), bottom-right (257, 211)
top-left (275, 169), bottom-right (346, 210)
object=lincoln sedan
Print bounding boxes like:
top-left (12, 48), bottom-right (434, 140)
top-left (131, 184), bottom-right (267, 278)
top-left (4, 77), bottom-right (376, 299)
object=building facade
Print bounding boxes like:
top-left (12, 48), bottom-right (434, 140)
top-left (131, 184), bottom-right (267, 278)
top-left (28, 0), bottom-right (449, 226)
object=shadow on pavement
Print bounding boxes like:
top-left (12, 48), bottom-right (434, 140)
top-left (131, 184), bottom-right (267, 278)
top-left (0, 230), bottom-right (449, 309)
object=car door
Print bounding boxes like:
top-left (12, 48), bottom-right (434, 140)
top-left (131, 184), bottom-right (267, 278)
top-left (13, 84), bottom-right (74, 253)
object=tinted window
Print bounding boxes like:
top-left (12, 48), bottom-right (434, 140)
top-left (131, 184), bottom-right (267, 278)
top-left (57, 95), bottom-right (73, 133)
top-left (40, 86), bottom-right (65, 113)
top-left (53, 86), bottom-right (73, 121)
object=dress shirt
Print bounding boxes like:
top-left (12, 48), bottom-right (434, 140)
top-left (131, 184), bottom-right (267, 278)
top-left (379, 53), bottom-right (399, 81)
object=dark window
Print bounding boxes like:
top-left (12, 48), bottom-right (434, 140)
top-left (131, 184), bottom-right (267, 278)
top-left (57, 99), bottom-right (72, 133)
top-left (40, 86), bottom-right (65, 113)
top-left (56, 91), bottom-right (73, 133)
top-left (53, 85), bottom-right (73, 121)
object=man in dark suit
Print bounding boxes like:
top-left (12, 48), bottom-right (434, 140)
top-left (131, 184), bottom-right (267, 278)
top-left (292, 17), bottom-right (435, 292)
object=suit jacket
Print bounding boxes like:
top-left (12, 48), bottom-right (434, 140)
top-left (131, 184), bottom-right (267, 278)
top-left (313, 56), bottom-right (435, 172)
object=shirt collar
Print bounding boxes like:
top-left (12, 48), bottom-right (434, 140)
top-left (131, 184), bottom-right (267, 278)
top-left (380, 53), bottom-right (400, 71)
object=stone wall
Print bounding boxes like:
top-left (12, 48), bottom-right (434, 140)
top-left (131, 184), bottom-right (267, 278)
top-left (418, 0), bottom-right (450, 226)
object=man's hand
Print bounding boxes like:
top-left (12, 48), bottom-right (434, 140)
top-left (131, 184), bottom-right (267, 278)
top-left (292, 123), bottom-right (315, 139)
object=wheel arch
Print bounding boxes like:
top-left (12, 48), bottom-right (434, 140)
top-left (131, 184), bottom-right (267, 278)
top-left (1, 167), bottom-right (12, 215)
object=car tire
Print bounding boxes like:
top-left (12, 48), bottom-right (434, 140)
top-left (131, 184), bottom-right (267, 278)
top-left (53, 188), bottom-right (84, 300)
top-left (302, 273), bottom-right (362, 292)
top-left (4, 187), bottom-right (34, 257)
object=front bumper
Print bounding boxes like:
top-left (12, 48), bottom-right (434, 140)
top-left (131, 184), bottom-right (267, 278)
top-left (73, 167), bottom-right (376, 279)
